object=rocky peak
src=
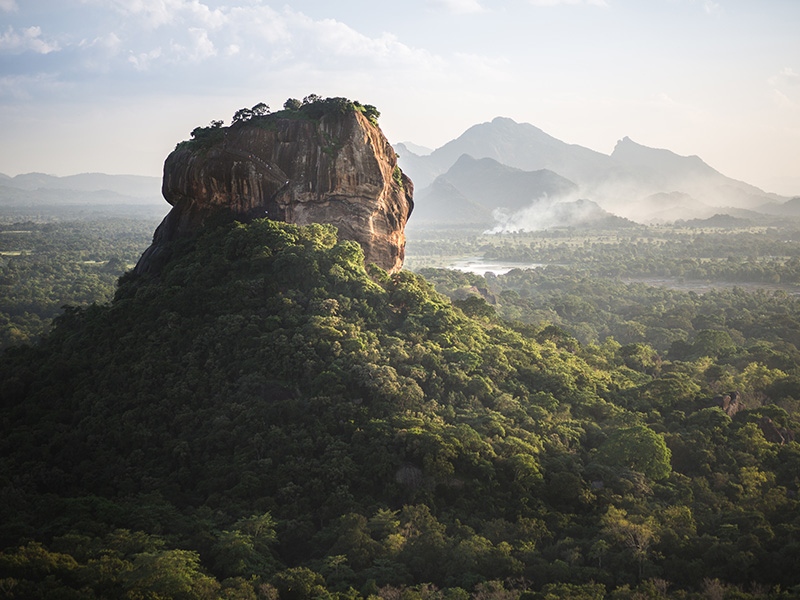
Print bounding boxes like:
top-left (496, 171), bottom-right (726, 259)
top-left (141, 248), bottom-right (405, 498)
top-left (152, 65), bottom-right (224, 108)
top-left (135, 99), bottom-right (414, 274)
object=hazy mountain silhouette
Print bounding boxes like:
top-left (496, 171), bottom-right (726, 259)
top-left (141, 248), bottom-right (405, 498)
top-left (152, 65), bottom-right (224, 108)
top-left (603, 137), bottom-right (783, 212)
top-left (676, 213), bottom-right (755, 228)
top-left (758, 196), bottom-right (800, 217)
top-left (412, 178), bottom-right (493, 227)
top-left (0, 172), bottom-right (165, 219)
top-left (611, 137), bottom-right (716, 181)
top-left (398, 118), bottom-right (792, 226)
top-left (441, 155), bottom-right (578, 211)
top-left (402, 117), bottom-right (614, 189)
top-left (409, 155), bottom-right (579, 229)
top-left (396, 141), bottom-right (432, 156)
top-left (0, 172), bottom-right (161, 198)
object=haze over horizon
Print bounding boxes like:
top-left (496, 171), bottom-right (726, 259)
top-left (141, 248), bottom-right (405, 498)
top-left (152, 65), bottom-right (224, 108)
top-left (1, 0), bottom-right (799, 196)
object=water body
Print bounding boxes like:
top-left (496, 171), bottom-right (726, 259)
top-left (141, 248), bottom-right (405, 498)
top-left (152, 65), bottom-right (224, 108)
top-left (447, 257), bottom-right (546, 276)
top-left (447, 257), bottom-right (800, 295)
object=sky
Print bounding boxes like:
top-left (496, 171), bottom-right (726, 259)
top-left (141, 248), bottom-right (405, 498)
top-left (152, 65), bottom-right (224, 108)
top-left (1, 0), bottom-right (799, 195)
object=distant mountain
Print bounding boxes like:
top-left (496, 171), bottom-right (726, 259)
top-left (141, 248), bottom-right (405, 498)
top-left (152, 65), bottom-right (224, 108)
top-left (0, 172), bottom-right (162, 198)
top-left (440, 155), bottom-right (578, 211)
top-left (0, 185), bottom-right (151, 206)
top-left (396, 141), bottom-right (432, 156)
top-left (0, 172), bottom-right (166, 219)
top-left (676, 214), bottom-right (754, 228)
top-left (605, 137), bottom-right (783, 212)
top-left (611, 137), bottom-right (715, 181)
top-left (409, 155), bottom-right (579, 230)
top-left (397, 118), bottom-right (793, 227)
top-left (410, 153), bottom-right (635, 231)
top-left (394, 144), bottom-right (441, 189)
top-left (401, 117), bottom-right (614, 189)
top-left (758, 196), bottom-right (800, 217)
top-left (412, 178), bottom-right (493, 228)
top-left (0, 185), bottom-right (168, 220)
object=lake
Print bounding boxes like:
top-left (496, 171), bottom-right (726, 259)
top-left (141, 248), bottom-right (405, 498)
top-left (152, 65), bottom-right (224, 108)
top-left (447, 257), bottom-right (546, 276)
top-left (446, 257), bottom-right (800, 295)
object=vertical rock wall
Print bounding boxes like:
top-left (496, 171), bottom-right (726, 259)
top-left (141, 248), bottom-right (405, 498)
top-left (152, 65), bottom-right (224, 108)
top-left (136, 109), bottom-right (413, 274)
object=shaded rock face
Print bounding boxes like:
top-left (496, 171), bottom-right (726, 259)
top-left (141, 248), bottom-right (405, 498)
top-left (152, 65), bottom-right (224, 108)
top-left (136, 110), bottom-right (413, 274)
top-left (714, 391), bottom-right (743, 417)
top-left (759, 417), bottom-right (795, 445)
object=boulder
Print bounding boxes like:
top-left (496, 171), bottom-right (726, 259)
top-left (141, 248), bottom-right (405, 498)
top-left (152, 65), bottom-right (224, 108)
top-left (713, 391), bottom-right (743, 417)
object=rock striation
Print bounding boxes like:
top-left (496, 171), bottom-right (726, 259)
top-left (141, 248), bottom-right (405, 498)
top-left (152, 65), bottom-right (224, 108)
top-left (135, 104), bottom-right (413, 274)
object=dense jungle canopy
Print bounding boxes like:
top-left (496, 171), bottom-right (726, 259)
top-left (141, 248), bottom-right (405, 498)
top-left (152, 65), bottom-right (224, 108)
top-left (1, 218), bottom-right (799, 599)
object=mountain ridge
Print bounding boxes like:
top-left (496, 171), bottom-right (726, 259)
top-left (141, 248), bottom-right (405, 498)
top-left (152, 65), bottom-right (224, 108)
top-left (398, 117), bottom-right (792, 227)
top-left (0, 171), bottom-right (162, 197)
top-left (410, 154), bottom-right (580, 229)
top-left (3, 117), bottom-right (794, 229)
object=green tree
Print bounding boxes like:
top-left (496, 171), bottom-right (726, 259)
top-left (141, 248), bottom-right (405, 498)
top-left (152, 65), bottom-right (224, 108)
top-left (596, 425), bottom-right (672, 481)
top-left (271, 567), bottom-right (333, 600)
top-left (251, 102), bottom-right (270, 116)
top-left (602, 506), bottom-right (659, 581)
top-left (283, 98), bottom-right (302, 110)
top-left (124, 549), bottom-right (220, 599)
top-left (232, 107), bottom-right (254, 124)
top-left (691, 329), bottom-right (737, 359)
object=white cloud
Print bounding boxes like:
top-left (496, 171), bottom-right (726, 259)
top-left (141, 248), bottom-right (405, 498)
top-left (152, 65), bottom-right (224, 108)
top-left (529, 0), bottom-right (608, 6)
top-left (128, 47), bottom-right (163, 71)
top-left (779, 67), bottom-right (800, 85)
top-left (78, 32), bottom-right (123, 71)
top-left (80, 32), bottom-right (122, 52)
top-left (428, 0), bottom-right (485, 14)
top-left (768, 67), bottom-right (799, 87)
top-left (81, 0), bottom-right (173, 27)
top-left (0, 25), bottom-right (60, 54)
top-left (453, 52), bottom-right (511, 81)
top-left (69, 2), bottom-right (438, 75)
top-left (650, 92), bottom-right (679, 109)
top-left (773, 89), bottom-right (797, 110)
top-left (769, 68), bottom-right (800, 111)
top-left (170, 27), bottom-right (216, 61)
top-left (284, 9), bottom-right (440, 70)
top-left (224, 4), bottom-right (290, 47)
top-left (82, 0), bottom-right (225, 28)
top-left (0, 0), bottom-right (17, 12)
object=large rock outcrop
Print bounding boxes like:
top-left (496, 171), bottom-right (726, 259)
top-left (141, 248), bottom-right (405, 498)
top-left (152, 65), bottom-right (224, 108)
top-left (136, 106), bottom-right (413, 274)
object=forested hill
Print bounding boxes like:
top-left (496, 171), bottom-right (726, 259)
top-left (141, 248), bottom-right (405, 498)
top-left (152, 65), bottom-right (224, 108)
top-left (1, 219), bottom-right (799, 599)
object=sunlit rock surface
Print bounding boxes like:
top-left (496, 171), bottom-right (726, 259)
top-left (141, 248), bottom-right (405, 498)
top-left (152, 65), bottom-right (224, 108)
top-left (136, 109), bottom-right (413, 274)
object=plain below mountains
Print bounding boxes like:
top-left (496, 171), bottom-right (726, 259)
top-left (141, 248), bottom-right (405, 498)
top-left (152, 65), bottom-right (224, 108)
top-left (397, 117), bottom-right (798, 229)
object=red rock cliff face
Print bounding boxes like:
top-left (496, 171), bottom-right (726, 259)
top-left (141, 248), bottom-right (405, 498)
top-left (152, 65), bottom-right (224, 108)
top-left (136, 109), bottom-right (413, 273)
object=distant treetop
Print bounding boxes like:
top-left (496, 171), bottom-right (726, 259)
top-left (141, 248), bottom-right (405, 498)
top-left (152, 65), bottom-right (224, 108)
top-left (178, 95), bottom-right (380, 150)
top-left (279, 95), bottom-right (380, 126)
